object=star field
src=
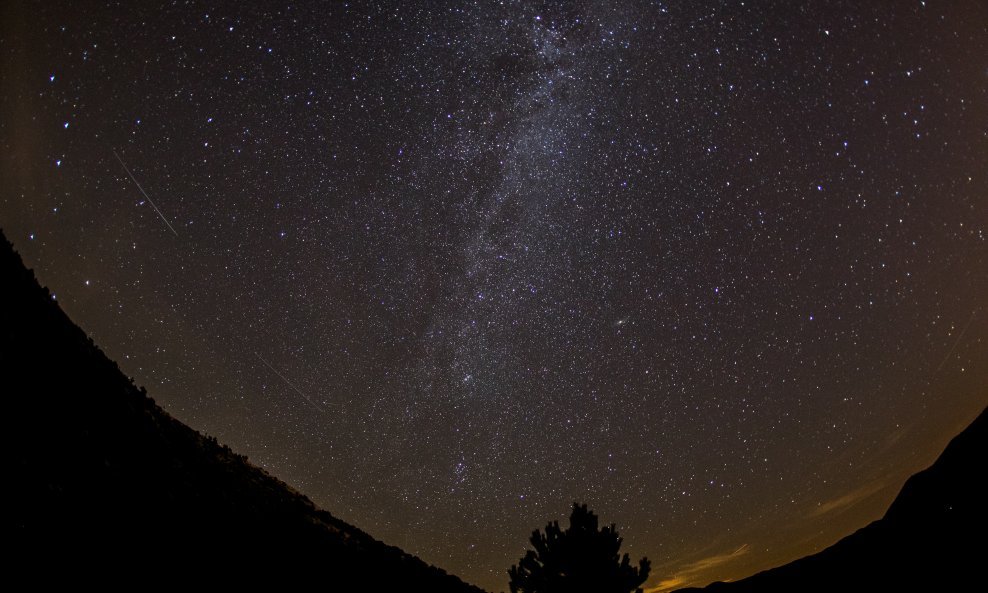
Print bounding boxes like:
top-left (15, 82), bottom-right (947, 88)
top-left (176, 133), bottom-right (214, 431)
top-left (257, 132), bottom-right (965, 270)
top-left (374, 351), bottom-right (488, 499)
top-left (1, 2), bottom-right (986, 590)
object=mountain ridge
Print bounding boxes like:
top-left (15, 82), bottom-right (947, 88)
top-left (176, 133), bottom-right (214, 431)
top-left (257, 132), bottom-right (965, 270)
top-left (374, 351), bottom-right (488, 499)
top-left (1, 228), bottom-right (486, 590)
top-left (675, 404), bottom-right (987, 592)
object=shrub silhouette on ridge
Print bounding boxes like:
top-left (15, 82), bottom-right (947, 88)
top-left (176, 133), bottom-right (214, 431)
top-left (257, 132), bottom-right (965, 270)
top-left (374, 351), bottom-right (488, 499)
top-left (509, 503), bottom-right (650, 593)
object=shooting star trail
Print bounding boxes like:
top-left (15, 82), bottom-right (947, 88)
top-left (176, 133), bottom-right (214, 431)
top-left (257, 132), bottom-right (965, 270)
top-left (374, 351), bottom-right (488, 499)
top-left (934, 308), bottom-right (979, 374)
top-left (254, 352), bottom-right (328, 413)
top-left (112, 149), bottom-right (178, 236)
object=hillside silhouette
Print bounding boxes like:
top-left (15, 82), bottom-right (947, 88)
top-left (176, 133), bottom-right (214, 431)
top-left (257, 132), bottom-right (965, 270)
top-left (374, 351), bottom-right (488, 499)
top-left (2, 229), bottom-right (485, 590)
top-left (676, 405), bottom-right (987, 592)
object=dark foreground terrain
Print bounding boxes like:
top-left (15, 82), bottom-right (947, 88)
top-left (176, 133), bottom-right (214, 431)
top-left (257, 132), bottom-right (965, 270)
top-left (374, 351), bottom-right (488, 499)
top-left (4, 224), bottom-right (984, 590)
top-left (678, 404), bottom-right (986, 592)
top-left (2, 229), bottom-right (484, 590)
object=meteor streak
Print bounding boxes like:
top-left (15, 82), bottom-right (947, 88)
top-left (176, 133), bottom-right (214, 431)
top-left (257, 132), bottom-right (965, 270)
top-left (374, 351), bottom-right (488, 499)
top-left (112, 149), bottom-right (178, 236)
top-left (254, 352), bottom-right (327, 413)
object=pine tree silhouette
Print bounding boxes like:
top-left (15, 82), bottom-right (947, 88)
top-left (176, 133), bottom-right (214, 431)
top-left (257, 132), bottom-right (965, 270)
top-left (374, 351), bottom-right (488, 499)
top-left (509, 503), bottom-right (651, 593)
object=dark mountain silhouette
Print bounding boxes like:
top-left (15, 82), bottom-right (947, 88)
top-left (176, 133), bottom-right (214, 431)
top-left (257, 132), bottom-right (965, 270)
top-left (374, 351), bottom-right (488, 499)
top-left (677, 405), bottom-right (987, 592)
top-left (1, 228), bottom-right (485, 590)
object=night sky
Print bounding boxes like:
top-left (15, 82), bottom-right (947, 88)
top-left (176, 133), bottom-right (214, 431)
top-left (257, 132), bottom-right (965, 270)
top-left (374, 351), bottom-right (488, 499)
top-left (2, 1), bottom-right (986, 590)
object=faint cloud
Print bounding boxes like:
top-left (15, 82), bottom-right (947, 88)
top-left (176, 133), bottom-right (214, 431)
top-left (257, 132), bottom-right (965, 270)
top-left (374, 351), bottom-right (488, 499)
top-left (809, 481), bottom-right (885, 518)
top-left (648, 576), bottom-right (684, 592)
top-left (646, 544), bottom-right (750, 592)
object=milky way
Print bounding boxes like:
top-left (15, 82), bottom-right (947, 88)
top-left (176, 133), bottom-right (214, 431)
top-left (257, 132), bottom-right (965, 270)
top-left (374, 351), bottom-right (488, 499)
top-left (2, 2), bottom-right (986, 590)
